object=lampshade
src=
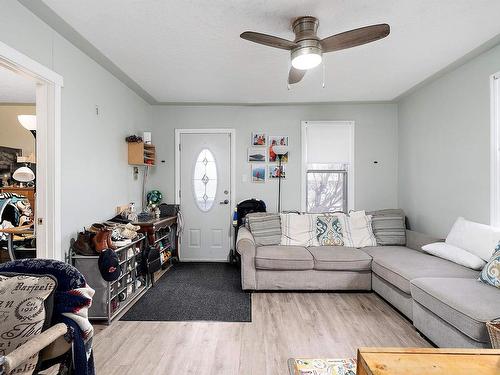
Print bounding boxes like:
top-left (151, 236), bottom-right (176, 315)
top-left (17, 115), bottom-right (36, 131)
top-left (13, 166), bottom-right (35, 182)
top-left (272, 145), bottom-right (289, 156)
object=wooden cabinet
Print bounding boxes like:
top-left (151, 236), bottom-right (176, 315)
top-left (133, 216), bottom-right (178, 283)
top-left (356, 347), bottom-right (500, 375)
top-left (128, 142), bottom-right (156, 166)
top-left (0, 186), bottom-right (35, 212)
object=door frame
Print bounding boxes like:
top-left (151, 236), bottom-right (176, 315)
top-left (174, 128), bottom-right (236, 261)
top-left (0, 41), bottom-right (64, 260)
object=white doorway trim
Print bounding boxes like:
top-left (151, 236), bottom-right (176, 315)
top-left (490, 71), bottom-right (500, 227)
top-left (0, 41), bottom-right (63, 260)
top-left (174, 128), bottom-right (236, 261)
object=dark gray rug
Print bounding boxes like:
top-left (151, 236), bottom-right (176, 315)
top-left (120, 262), bottom-right (251, 322)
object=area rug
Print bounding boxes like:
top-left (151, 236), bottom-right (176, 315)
top-left (120, 262), bottom-right (251, 322)
top-left (287, 358), bottom-right (356, 375)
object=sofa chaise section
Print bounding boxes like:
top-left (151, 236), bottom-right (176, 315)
top-left (363, 230), bottom-right (478, 320)
top-left (411, 277), bottom-right (500, 348)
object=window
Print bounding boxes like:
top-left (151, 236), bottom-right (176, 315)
top-left (193, 149), bottom-right (217, 212)
top-left (306, 168), bottom-right (348, 213)
top-left (302, 121), bottom-right (354, 213)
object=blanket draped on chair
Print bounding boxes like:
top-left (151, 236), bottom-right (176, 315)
top-left (0, 259), bottom-right (96, 375)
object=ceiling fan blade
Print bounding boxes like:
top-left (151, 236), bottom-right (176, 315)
top-left (320, 24), bottom-right (390, 53)
top-left (240, 31), bottom-right (297, 50)
top-left (288, 67), bottom-right (306, 85)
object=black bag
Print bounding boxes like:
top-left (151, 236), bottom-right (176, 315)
top-left (139, 245), bottom-right (161, 284)
top-left (158, 203), bottom-right (179, 218)
top-left (229, 199), bottom-right (266, 265)
top-left (236, 199), bottom-right (266, 228)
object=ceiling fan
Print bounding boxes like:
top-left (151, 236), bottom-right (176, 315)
top-left (240, 16), bottom-right (390, 85)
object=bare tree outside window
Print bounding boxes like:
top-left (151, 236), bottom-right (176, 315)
top-left (306, 169), bottom-right (347, 213)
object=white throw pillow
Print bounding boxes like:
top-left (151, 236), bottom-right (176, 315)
top-left (445, 217), bottom-right (500, 261)
top-left (280, 213), bottom-right (318, 246)
top-left (342, 210), bottom-right (377, 248)
top-left (422, 242), bottom-right (487, 270)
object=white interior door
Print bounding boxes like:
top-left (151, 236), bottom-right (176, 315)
top-left (179, 132), bottom-right (232, 261)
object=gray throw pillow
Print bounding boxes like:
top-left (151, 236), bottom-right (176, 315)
top-left (246, 212), bottom-right (281, 246)
top-left (367, 209), bottom-right (406, 246)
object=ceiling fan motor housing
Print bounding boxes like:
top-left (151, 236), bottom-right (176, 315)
top-left (291, 16), bottom-right (322, 69)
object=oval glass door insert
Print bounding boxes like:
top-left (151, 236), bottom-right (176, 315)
top-left (193, 149), bottom-right (217, 211)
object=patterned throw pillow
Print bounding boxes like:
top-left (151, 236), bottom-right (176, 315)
top-left (247, 213), bottom-right (282, 246)
top-left (478, 244), bottom-right (500, 289)
top-left (0, 274), bottom-right (56, 374)
top-left (316, 215), bottom-right (344, 246)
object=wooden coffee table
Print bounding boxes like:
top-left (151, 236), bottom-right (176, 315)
top-left (357, 347), bottom-right (500, 375)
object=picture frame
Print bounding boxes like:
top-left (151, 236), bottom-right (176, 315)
top-left (251, 165), bottom-right (266, 183)
top-left (251, 132), bottom-right (267, 146)
top-left (268, 136), bottom-right (289, 162)
top-left (247, 147), bottom-right (266, 162)
top-left (269, 164), bottom-right (286, 179)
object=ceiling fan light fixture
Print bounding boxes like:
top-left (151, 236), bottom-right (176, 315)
top-left (291, 51), bottom-right (322, 70)
top-left (291, 41), bottom-right (322, 70)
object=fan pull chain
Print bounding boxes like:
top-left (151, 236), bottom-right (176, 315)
top-left (322, 60), bottom-right (326, 88)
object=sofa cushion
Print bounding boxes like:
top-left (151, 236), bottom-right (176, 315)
top-left (446, 217), bottom-right (500, 261)
top-left (478, 246), bottom-right (500, 289)
top-left (280, 213), bottom-right (317, 247)
top-left (411, 277), bottom-right (500, 343)
top-left (342, 210), bottom-right (377, 248)
top-left (363, 246), bottom-right (479, 294)
top-left (247, 212), bottom-right (281, 246)
top-left (255, 245), bottom-right (314, 270)
top-left (316, 215), bottom-right (344, 246)
top-left (367, 209), bottom-right (406, 246)
top-left (307, 246), bottom-right (372, 271)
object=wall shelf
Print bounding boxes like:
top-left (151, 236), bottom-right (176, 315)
top-left (128, 142), bottom-right (156, 166)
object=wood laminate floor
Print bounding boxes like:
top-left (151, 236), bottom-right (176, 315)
top-left (92, 292), bottom-right (430, 374)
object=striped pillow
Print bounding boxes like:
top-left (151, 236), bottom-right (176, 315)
top-left (247, 213), bottom-right (281, 246)
top-left (368, 209), bottom-right (406, 246)
top-left (280, 213), bottom-right (318, 247)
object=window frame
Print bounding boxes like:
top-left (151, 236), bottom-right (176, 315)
top-left (301, 121), bottom-right (355, 213)
top-left (491, 72), bottom-right (500, 226)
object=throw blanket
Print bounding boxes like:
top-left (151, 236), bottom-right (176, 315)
top-left (0, 259), bottom-right (96, 375)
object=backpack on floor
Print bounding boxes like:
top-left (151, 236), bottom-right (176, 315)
top-left (229, 199), bottom-right (266, 264)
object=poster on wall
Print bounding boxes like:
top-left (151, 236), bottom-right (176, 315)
top-left (252, 132), bottom-right (267, 146)
top-left (251, 165), bottom-right (266, 183)
top-left (269, 164), bottom-right (286, 179)
top-left (268, 135), bottom-right (289, 162)
top-left (247, 148), bottom-right (266, 162)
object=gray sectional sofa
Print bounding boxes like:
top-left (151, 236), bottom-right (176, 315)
top-left (236, 227), bottom-right (500, 348)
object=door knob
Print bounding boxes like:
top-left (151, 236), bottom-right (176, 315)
top-left (219, 199), bottom-right (229, 205)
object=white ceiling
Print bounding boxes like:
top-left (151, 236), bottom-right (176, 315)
top-left (41, 0), bottom-right (500, 103)
top-left (0, 68), bottom-right (35, 103)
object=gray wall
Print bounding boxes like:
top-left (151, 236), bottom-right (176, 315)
top-left (0, 1), bottom-right (151, 257)
top-left (398, 43), bottom-right (500, 237)
top-left (149, 104), bottom-right (398, 212)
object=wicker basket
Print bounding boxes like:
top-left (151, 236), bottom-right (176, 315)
top-left (487, 320), bottom-right (500, 348)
